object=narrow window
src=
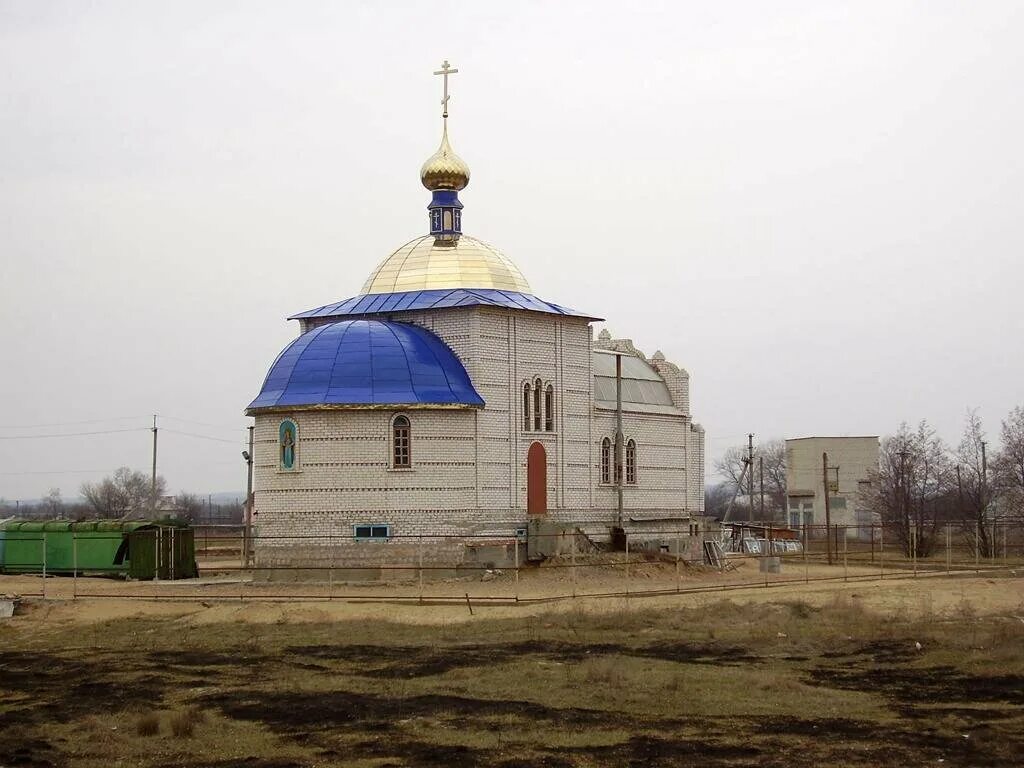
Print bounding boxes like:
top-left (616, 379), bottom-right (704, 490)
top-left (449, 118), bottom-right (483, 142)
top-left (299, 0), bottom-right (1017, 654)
top-left (533, 378), bottom-right (542, 431)
top-left (392, 415), bottom-right (411, 468)
top-left (626, 439), bottom-right (637, 484)
top-left (523, 383), bottom-right (532, 431)
top-left (601, 437), bottom-right (611, 484)
top-left (544, 384), bottom-right (554, 432)
top-left (443, 210), bottom-right (453, 230)
top-left (279, 419), bottom-right (298, 470)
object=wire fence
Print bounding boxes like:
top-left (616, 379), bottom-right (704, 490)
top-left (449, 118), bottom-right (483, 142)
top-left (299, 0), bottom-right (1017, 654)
top-left (2, 520), bottom-right (1022, 606)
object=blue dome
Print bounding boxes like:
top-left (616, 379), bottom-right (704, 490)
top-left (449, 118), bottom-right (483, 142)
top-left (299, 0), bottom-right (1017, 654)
top-left (247, 320), bottom-right (484, 412)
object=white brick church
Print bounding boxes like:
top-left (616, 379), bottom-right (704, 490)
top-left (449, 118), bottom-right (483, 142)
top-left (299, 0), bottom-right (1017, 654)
top-left (245, 64), bottom-right (705, 571)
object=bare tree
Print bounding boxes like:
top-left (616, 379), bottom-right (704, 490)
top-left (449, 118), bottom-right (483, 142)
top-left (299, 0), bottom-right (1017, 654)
top-left (174, 492), bottom-right (204, 522)
top-left (80, 467), bottom-right (166, 519)
top-left (41, 488), bottom-right (64, 518)
top-left (865, 421), bottom-right (951, 557)
top-left (954, 409), bottom-right (995, 556)
top-left (714, 439), bottom-right (786, 519)
top-left (993, 405), bottom-right (1024, 519)
top-left (704, 482), bottom-right (732, 519)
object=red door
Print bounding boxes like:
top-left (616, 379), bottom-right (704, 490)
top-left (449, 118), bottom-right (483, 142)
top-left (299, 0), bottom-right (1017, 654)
top-left (527, 442), bottom-right (547, 516)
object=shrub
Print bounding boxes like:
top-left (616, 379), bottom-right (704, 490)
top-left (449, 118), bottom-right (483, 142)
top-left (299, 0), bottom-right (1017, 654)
top-left (136, 712), bottom-right (159, 737)
top-left (168, 708), bottom-right (204, 738)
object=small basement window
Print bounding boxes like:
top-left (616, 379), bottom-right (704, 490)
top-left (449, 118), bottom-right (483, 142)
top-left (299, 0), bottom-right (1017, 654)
top-left (354, 524), bottom-right (391, 541)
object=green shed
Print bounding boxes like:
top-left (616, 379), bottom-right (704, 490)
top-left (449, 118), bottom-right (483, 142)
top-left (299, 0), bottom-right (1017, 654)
top-left (0, 519), bottom-right (197, 580)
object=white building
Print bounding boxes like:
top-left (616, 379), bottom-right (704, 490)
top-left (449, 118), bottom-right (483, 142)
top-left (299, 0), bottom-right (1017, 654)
top-left (785, 436), bottom-right (879, 538)
top-left (245, 66), bottom-right (705, 570)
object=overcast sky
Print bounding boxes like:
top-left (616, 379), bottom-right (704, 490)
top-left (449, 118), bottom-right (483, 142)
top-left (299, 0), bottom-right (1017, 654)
top-left (1, 1), bottom-right (1022, 501)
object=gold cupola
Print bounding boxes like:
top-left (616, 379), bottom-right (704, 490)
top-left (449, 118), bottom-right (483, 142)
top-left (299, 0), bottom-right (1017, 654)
top-left (357, 60), bottom-right (532, 296)
top-left (420, 124), bottom-right (470, 191)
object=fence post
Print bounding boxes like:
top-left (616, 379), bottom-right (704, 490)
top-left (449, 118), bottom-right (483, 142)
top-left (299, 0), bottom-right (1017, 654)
top-left (975, 522), bottom-right (980, 571)
top-left (418, 535), bottom-right (424, 602)
top-left (675, 529), bottom-right (681, 593)
top-left (843, 527), bottom-right (848, 582)
top-left (624, 531), bottom-right (630, 597)
top-left (803, 525), bottom-right (809, 583)
top-left (570, 530), bottom-right (577, 598)
top-left (41, 532), bottom-right (47, 600)
top-left (946, 524), bottom-right (951, 574)
top-left (72, 530), bottom-right (78, 601)
top-left (1003, 523), bottom-right (1008, 563)
top-left (514, 537), bottom-right (519, 602)
top-left (328, 537), bottom-right (334, 601)
top-left (879, 522), bottom-right (884, 579)
top-left (912, 528), bottom-right (917, 577)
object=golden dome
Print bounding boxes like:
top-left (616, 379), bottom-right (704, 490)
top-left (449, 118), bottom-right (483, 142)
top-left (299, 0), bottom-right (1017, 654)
top-left (361, 234), bottom-right (531, 294)
top-left (420, 124), bottom-right (470, 191)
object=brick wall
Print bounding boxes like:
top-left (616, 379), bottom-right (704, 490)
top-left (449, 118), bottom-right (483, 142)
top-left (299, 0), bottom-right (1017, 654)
top-left (253, 305), bottom-right (705, 566)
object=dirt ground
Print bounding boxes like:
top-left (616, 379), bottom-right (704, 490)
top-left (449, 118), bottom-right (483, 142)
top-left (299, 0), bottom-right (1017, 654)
top-left (2, 564), bottom-right (1023, 767)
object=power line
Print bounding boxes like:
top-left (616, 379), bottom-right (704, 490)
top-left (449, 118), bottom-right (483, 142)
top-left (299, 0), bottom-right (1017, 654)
top-left (0, 428), bottom-right (149, 440)
top-left (0, 416), bottom-right (149, 430)
top-left (0, 460), bottom-right (246, 479)
top-left (161, 429), bottom-right (248, 446)
top-left (0, 468), bottom-right (122, 476)
top-left (158, 415), bottom-right (250, 433)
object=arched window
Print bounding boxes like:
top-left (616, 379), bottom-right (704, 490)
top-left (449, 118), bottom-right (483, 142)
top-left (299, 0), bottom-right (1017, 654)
top-left (626, 439), bottom-right (637, 485)
top-left (601, 437), bottom-right (611, 484)
top-left (279, 419), bottom-right (298, 470)
top-left (533, 378), bottom-right (542, 431)
top-left (523, 383), bottom-right (532, 431)
top-left (392, 415), bottom-right (411, 468)
top-left (544, 384), bottom-right (554, 432)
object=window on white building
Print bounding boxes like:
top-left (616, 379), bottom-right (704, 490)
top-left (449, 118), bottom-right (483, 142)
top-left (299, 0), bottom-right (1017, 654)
top-left (354, 524), bottom-right (391, 541)
top-left (392, 415), bottom-right (411, 468)
top-left (625, 439), bottom-right (637, 484)
top-left (544, 384), bottom-right (554, 432)
top-left (533, 378), bottom-right (542, 431)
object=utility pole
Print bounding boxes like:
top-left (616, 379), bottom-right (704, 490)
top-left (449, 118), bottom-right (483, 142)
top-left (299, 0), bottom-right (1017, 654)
top-left (981, 440), bottom-right (988, 556)
top-left (823, 451), bottom-right (832, 565)
top-left (151, 415), bottom-right (158, 511)
top-left (748, 434), bottom-right (755, 522)
top-left (898, 449), bottom-right (909, 559)
top-left (615, 353), bottom-right (624, 530)
top-left (243, 425), bottom-right (255, 567)
top-left (759, 455), bottom-right (765, 521)
top-left (956, 464), bottom-right (964, 517)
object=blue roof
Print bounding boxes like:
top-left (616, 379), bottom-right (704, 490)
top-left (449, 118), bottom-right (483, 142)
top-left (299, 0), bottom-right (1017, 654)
top-left (247, 320), bottom-right (484, 412)
top-left (288, 289), bottom-right (601, 321)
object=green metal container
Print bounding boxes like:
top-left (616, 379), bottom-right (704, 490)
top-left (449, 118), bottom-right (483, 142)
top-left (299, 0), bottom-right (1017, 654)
top-left (0, 519), bottom-right (197, 580)
top-left (125, 524), bottom-right (197, 580)
top-left (1, 521), bottom-right (46, 574)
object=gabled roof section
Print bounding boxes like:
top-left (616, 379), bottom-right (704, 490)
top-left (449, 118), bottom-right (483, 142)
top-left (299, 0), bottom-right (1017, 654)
top-left (289, 289), bottom-right (601, 321)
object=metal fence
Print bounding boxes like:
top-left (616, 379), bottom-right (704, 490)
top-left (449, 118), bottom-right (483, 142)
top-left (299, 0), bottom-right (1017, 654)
top-left (2, 521), bottom-right (1022, 605)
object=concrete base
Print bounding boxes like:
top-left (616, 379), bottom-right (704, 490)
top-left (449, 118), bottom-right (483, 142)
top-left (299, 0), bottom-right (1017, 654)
top-left (759, 556), bottom-right (782, 574)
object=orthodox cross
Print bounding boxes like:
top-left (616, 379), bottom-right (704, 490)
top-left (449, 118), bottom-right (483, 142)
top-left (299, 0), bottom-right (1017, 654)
top-left (433, 59), bottom-right (459, 119)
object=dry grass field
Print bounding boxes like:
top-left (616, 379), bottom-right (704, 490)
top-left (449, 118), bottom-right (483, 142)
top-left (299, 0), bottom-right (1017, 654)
top-left (2, 570), bottom-right (1023, 767)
